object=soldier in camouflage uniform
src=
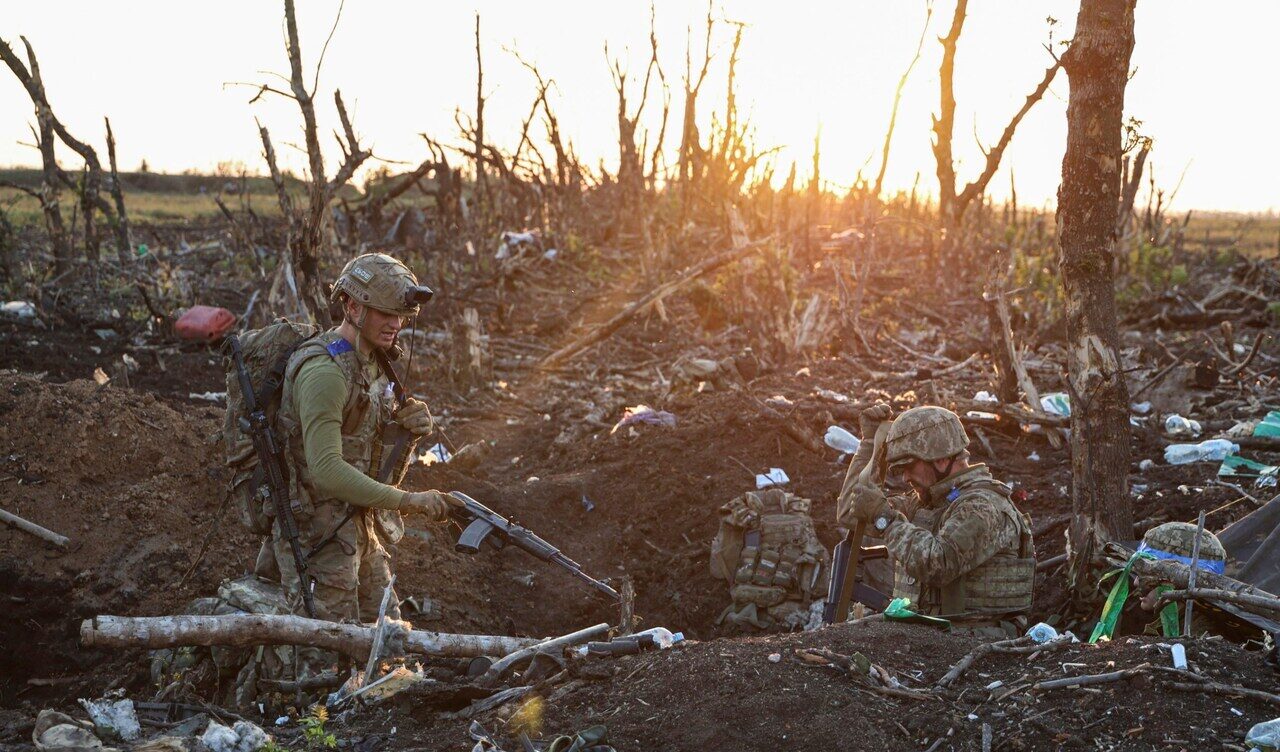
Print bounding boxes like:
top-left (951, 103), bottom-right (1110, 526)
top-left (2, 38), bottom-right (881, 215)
top-left (837, 404), bottom-right (1035, 631)
top-left (265, 253), bottom-right (457, 673)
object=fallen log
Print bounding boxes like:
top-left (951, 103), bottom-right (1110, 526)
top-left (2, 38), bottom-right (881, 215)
top-left (539, 237), bottom-right (771, 370)
top-left (81, 614), bottom-right (538, 660)
top-left (1153, 588), bottom-right (1280, 617)
top-left (1106, 543), bottom-right (1277, 598)
top-left (0, 507), bottom-right (69, 548)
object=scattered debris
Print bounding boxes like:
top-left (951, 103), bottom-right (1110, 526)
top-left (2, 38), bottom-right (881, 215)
top-left (610, 405), bottom-right (677, 434)
top-left (77, 693), bottom-right (141, 742)
top-left (1, 300), bottom-right (37, 318)
top-left (174, 305), bottom-right (237, 342)
top-left (823, 425), bottom-right (861, 454)
top-left (0, 506), bottom-right (69, 547)
top-left (754, 467), bottom-right (789, 489)
top-left (1164, 438), bottom-right (1238, 465)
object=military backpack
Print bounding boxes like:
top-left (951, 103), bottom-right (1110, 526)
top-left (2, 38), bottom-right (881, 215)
top-left (711, 488), bottom-right (830, 629)
top-left (220, 318), bottom-right (319, 534)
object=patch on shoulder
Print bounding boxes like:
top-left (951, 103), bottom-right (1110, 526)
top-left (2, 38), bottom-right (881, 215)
top-left (325, 338), bottom-right (355, 357)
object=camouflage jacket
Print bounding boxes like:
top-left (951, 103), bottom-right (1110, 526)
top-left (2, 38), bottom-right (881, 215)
top-left (880, 464), bottom-right (1034, 616)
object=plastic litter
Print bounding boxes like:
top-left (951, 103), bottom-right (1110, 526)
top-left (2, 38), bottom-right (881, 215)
top-left (417, 442), bottom-right (451, 465)
top-left (188, 391), bottom-right (227, 402)
top-left (823, 426), bottom-right (861, 454)
top-left (201, 719), bottom-right (269, 752)
top-left (174, 305), bottom-right (237, 342)
top-left (631, 626), bottom-right (683, 649)
top-left (1131, 401), bottom-right (1153, 415)
top-left (1, 301), bottom-right (36, 318)
top-left (1219, 454), bottom-right (1280, 488)
top-left (1138, 459), bottom-right (1156, 472)
top-left (78, 695), bottom-right (141, 742)
top-left (610, 405), bottom-right (677, 434)
top-left (581, 494), bottom-right (596, 512)
top-left (1039, 393), bottom-right (1070, 417)
top-left (1027, 451), bottom-right (1040, 462)
top-left (496, 230), bottom-right (538, 259)
top-left (973, 391), bottom-right (999, 404)
top-left (1164, 439), bottom-right (1238, 465)
top-left (32, 710), bottom-right (101, 751)
top-left (1170, 643), bottom-right (1187, 669)
top-left (755, 467), bottom-right (790, 489)
top-left (1254, 411), bottom-right (1280, 438)
top-left (1026, 622), bottom-right (1059, 643)
top-left (1245, 717), bottom-right (1280, 750)
top-left (542, 248), bottom-right (559, 261)
top-left (966, 410), bottom-right (999, 421)
top-left (1163, 414), bottom-right (1203, 438)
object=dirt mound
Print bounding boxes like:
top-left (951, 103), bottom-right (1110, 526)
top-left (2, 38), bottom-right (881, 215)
top-left (382, 621), bottom-right (1279, 751)
top-left (0, 371), bottom-right (251, 707)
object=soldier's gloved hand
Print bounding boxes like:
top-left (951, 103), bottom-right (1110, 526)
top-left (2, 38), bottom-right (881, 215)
top-left (851, 482), bottom-right (890, 525)
top-left (401, 490), bottom-right (452, 522)
top-left (859, 402), bottom-right (893, 439)
top-left (395, 398), bottom-right (433, 436)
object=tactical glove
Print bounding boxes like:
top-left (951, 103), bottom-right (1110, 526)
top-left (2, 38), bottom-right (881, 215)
top-left (859, 402), bottom-right (893, 439)
top-left (845, 402), bottom-right (893, 483)
top-left (395, 398), bottom-right (434, 436)
top-left (401, 489), bottom-right (454, 522)
top-left (849, 482), bottom-right (890, 526)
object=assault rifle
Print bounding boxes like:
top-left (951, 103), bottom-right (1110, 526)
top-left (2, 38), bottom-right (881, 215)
top-left (447, 492), bottom-right (621, 602)
top-left (823, 422), bottom-right (891, 624)
top-left (228, 335), bottom-right (317, 618)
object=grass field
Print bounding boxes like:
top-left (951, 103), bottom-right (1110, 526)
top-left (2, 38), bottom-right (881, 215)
top-left (3, 167), bottom-right (1277, 255)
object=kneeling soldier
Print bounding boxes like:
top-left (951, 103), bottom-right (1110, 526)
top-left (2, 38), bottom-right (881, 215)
top-left (838, 404), bottom-right (1035, 635)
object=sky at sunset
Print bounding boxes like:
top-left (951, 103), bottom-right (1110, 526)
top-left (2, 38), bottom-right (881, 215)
top-left (2, 1), bottom-right (1277, 212)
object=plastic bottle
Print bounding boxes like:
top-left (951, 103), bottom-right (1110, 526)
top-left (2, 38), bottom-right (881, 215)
top-left (1164, 439), bottom-right (1239, 465)
top-left (1163, 414), bottom-right (1203, 437)
top-left (824, 426), bottom-right (861, 454)
top-left (631, 627), bottom-right (684, 649)
top-left (1026, 623), bottom-right (1059, 643)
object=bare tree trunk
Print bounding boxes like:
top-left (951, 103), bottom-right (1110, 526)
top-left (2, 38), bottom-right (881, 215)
top-left (473, 13), bottom-right (489, 215)
top-left (270, 0), bottom-right (368, 324)
top-left (872, 3), bottom-right (932, 200)
top-left (931, 0), bottom-right (965, 229)
top-left (1058, 0), bottom-right (1137, 602)
top-left (1, 39), bottom-right (71, 273)
top-left (105, 117), bottom-right (132, 264)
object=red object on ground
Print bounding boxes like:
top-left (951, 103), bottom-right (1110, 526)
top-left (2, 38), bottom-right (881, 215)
top-left (174, 305), bottom-right (237, 341)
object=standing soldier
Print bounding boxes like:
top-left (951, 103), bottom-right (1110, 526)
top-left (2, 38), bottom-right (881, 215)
top-left (268, 253), bottom-right (455, 671)
top-left (837, 404), bottom-right (1035, 635)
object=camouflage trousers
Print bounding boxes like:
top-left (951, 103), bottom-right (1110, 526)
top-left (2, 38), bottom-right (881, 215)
top-left (261, 504), bottom-right (401, 677)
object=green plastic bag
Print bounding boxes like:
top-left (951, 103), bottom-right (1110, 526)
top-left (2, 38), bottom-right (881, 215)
top-left (884, 597), bottom-right (951, 629)
top-left (1089, 551), bottom-right (1157, 643)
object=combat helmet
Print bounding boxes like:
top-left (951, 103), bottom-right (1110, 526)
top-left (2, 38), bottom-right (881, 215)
top-left (1139, 521), bottom-right (1227, 574)
top-left (330, 253), bottom-right (433, 317)
top-left (885, 406), bottom-right (969, 475)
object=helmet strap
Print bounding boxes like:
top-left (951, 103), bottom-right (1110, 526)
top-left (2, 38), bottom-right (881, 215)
top-left (930, 456), bottom-right (959, 486)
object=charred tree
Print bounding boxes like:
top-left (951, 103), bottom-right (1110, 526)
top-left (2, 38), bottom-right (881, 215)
top-left (252, 0), bottom-right (370, 323)
top-left (1058, 0), bottom-right (1137, 602)
top-left (930, 0), bottom-right (1060, 232)
top-left (1, 36), bottom-right (131, 271)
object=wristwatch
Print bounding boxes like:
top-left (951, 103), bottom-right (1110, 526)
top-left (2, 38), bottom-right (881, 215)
top-left (874, 515), bottom-right (892, 532)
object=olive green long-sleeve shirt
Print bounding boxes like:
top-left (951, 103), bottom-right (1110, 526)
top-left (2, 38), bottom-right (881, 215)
top-left (292, 355), bottom-right (404, 510)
